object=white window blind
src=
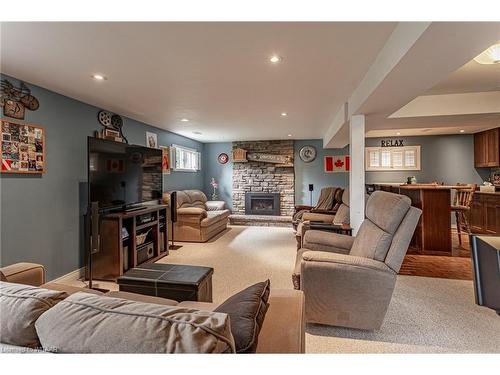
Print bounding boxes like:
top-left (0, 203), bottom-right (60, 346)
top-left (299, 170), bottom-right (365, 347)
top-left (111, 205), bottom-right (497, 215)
top-left (369, 151), bottom-right (380, 167)
top-left (392, 151), bottom-right (403, 168)
top-left (365, 146), bottom-right (421, 171)
top-left (405, 149), bottom-right (416, 167)
top-left (381, 150), bottom-right (391, 167)
top-left (171, 144), bottom-right (201, 172)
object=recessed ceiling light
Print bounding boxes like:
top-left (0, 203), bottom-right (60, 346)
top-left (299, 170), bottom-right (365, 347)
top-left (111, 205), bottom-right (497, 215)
top-left (474, 43), bottom-right (500, 64)
top-left (181, 118), bottom-right (189, 122)
top-left (269, 55), bottom-right (282, 64)
top-left (193, 131), bottom-right (202, 135)
top-left (287, 134), bottom-right (292, 137)
top-left (281, 112), bottom-right (288, 117)
top-left (396, 132), bottom-right (401, 135)
top-left (92, 74), bottom-right (107, 81)
top-left (460, 129), bottom-right (465, 133)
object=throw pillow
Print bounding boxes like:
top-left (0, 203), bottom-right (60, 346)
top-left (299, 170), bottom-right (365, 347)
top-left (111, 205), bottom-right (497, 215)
top-left (0, 281), bottom-right (68, 348)
top-left (214, 279), bottom-right (270, 353)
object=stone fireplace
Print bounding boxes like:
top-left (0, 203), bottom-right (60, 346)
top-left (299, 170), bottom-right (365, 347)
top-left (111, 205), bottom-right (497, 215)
top-left (232, 140), bottom-right (295, 217)
top-left (245, 192), bottom-right (280, 215)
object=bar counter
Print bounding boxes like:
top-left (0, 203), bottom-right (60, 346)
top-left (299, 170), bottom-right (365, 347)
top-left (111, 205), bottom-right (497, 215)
top-left (370, 183), bottom-right (453, 254)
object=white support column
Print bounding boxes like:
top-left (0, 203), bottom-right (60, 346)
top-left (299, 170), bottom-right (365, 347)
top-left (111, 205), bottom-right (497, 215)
top-left (349, 114), bottom-right (365, 235)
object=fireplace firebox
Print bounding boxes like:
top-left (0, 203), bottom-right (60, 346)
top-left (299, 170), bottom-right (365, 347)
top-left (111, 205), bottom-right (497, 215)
top-left (245, 192), bottom-right (280, 216)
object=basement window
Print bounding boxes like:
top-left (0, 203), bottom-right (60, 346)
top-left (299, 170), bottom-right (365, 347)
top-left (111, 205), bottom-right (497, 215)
top-left (171, 144), bottom-right (201, 172)
top-left (365, 146), bottom-right (421, 171)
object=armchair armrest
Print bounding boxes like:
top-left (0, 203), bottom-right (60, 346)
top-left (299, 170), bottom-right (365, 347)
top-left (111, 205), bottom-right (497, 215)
top-left (0, 263), bottom-right (46, 286)
top-left (309, 208), bottom-right (337, 215)
top-left (302, 251), bottom-right (393, 273)
top-left (295, 205), bottom-right (313, 211)
top-left (301, 212), bottom-right (335, 223)
top-left (302, 230), bottom-right (354, 253)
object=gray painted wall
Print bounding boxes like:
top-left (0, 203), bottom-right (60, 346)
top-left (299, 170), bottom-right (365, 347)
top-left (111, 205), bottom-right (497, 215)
top-left (294, 140), bottom-right (349, 205)
top-left (365, 135), bottom-right (490, 185)
top-left (203, 143), bottom-right (233, 210)
top-left (0, 74), bottom-right (204, 280)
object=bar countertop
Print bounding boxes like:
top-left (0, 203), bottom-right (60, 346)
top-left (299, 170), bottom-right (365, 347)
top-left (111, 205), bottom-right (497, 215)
top-left (371, 183), bottom-right (500, 194)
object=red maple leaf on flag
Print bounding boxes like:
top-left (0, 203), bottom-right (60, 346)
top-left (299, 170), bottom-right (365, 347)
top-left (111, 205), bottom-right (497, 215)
top-left (334, 159), bottom-right (344, 168)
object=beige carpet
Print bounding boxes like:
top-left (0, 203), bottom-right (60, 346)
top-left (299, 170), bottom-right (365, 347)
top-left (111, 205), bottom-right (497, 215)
top-left (158, 225), bottom-right (500, 353)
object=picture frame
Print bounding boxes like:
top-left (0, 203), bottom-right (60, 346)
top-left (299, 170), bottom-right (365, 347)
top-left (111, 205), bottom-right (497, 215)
top-left (104, 128), bottom-right (120, 138)
top-left (1, 118), bottom-right (46, 174)
top-left (160, 146), bottom-right (170, 174)
top-left (146, 131), bottom-right (158, 148)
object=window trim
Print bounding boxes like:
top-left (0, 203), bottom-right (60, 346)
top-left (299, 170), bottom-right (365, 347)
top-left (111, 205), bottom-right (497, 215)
top-left (365, 145), bottom-right (421, 171)
top-left (171, 144), bottom-right (201, 172)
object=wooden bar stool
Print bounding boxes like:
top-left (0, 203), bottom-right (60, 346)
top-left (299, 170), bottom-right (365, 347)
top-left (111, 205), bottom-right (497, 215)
top-left (451, 184), bottom-right (476, 245)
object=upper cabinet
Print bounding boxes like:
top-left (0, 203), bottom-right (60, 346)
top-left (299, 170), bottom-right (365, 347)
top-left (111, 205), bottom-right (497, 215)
top-left (474, 128), bottom-right (500, 168)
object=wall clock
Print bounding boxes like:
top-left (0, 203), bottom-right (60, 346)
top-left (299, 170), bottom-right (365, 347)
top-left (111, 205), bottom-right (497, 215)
top-left (218, 153), bottom-right (229, 164)
top-left (299, 145), bottom-right (317, 163)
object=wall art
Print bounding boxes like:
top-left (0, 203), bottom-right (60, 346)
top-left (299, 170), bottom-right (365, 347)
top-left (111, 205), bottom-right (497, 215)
top-left (1, 118), bottom-right (45, 174)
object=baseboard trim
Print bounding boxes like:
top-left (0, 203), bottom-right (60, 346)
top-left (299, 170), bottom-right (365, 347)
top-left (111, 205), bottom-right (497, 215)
top-left (49, 267), bottom-right (85, 283)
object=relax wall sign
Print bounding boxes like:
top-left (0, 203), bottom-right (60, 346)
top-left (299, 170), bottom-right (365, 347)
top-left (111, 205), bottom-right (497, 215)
top-left (381, 139), bottom-right (404, 147)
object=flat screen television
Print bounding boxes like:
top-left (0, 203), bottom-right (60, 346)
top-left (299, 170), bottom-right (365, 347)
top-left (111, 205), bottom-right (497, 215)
top-left (88, 137), bottom-right (163, 210)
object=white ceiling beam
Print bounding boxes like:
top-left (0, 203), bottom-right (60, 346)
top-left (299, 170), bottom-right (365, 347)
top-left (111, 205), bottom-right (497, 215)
top-left (324, 22), bottom-right (500, 148)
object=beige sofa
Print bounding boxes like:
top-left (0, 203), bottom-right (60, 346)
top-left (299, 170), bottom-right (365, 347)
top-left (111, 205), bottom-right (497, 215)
top-left (171, 190), bottom-right (230, 242)
top-left (0, 263), bottom-right (304, 353)
top-left (293, 191), bottom-right (421, 330)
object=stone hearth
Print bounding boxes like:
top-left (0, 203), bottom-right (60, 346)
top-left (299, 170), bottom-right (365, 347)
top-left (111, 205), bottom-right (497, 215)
top-left (228, 214), bottom-right (292, 227)
top-left (232, 140), bottom-right (295, 216)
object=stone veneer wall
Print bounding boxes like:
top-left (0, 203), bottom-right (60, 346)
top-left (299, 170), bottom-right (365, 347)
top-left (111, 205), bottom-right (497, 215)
top-left (232, 140), bottom-right (295, 216)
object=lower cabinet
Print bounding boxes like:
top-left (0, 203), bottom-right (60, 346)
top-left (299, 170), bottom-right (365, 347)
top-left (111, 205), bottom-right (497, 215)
top-left (470, 193), bottom-right (500, 235)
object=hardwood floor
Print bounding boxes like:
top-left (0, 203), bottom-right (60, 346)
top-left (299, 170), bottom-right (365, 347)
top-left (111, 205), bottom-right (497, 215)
top-left (400, 229), bottom-right (473, 280)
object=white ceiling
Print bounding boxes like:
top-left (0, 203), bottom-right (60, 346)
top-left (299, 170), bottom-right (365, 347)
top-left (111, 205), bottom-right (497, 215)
top-left (0, 22), bottom-right (396, 143)
top-left (366, 113), bottom-right (500, 138)
top-left (425, 59), bottom-right (500, 95)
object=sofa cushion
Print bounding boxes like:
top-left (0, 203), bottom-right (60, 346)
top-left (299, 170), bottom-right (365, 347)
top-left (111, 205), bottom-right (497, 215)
top-left (105, 291), bottom-right (179, 306)
top-left (200, 210), bottom-right (230, 227)
top-left (176, 190), bottom-right (208, 209)
top-left (35, 292), bottom-right (235, 353)
top-left (0, 282), bottom-right (68, 348)
top-left (214, 280), bottom-right (270, 353)
top-left (350, 220), bottom-right (393, 261)
top-left (205, 201), bottom-right (226, 211)
top-left (365, 191), bottom-right (411, 234)
top-left (0, 270), bottom-right (7, 282)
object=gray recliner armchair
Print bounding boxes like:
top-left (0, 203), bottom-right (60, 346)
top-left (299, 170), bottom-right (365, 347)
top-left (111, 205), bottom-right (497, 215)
top-left (295, 189), bottom-right (350, 249)
top-left (293, 191), bottom-right (422, 330)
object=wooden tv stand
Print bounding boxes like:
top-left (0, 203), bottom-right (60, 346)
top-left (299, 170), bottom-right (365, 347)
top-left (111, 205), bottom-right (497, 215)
top-left (88, 204), bottom-right (169, 281)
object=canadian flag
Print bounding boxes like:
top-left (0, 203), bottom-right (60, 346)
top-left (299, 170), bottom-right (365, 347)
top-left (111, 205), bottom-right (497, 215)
top-left (2, 159), bottom-right (12, 171)
top-left (324, 155), bottom-right (350, 173)
top-left (106, 159), bottom-right (124, 173)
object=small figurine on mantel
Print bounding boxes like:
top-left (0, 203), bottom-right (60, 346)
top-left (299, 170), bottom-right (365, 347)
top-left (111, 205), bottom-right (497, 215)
top-left (210, 178), bottom-right (219, 200)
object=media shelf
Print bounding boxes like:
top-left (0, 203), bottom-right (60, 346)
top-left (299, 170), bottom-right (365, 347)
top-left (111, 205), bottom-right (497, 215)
top-left (88, 204), bottom-right (169, 281)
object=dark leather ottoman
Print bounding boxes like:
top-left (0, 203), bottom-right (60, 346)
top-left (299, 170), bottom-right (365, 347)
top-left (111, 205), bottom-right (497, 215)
top-left (117, 263), bottom-right (213, 302)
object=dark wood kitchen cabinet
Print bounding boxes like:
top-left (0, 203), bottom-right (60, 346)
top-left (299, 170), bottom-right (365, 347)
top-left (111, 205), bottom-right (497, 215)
top-left (474, 128), bottom-right (499, 167)
top-left (469, 193), bottom-right (500, 235)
